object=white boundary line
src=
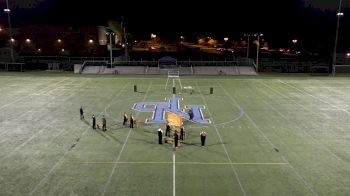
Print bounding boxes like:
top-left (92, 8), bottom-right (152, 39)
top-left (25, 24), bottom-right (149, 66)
top-left (100, 128), bottom-right (133, 196)
top-left (29, 83), bottom-right (130, 196)
top-left (195, 81), bottom-right (247, 196)
top-left (70, 161), bottom-right (288, 165)
top-left (218, 81), bottom-right (318, 196)
top-left (100, 82), bottom-right (153, 196)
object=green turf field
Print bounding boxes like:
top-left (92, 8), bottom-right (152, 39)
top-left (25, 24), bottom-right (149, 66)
top-left (0, 72), bottom-right (350, 196)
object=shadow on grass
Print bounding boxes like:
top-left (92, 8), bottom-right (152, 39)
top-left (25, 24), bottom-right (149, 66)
top-left (179, 140), bottom-right (231, 148)
top-left (92, 128), bottom-right (108, 139)
top-left (104, 131), bottom-right (122, 144)
top-left (82, 119), bottom-right (90, 126)
top-left (131, 137), bottom-right (156, 145)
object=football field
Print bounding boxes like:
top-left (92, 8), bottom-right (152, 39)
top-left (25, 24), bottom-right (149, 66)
top-left (0, 72), bottom-right (350, 196)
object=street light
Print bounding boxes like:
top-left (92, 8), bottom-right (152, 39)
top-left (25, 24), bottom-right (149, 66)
top-left (255, 33), bottom-right (263, 71)
top-left (332, 0), bottom-right (343, 76)
top-left (4, 0), bottom-right (14, 62)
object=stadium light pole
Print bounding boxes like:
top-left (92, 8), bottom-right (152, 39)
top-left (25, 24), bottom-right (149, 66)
top-left (244, 34), bottom-right (250, 58)
top-left (121, 16), bottom-right (128, 61)
top-left (106, 29), bottom-right (115, 67)
top-left (332, 0), bottom-right (343, 76)
top-left (4, 0), bottom-right (14, 62)
top-left (255, 33), bottom-right (263, 71)
top-left (247, 35), bottom-right (250, 58)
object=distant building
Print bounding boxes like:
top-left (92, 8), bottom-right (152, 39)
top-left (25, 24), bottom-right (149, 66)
top-left (7, 0), bottom-right (42, 9)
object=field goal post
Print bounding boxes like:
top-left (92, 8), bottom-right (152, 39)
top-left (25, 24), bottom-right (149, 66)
top-left (165, 70), bottom-right (182, 91)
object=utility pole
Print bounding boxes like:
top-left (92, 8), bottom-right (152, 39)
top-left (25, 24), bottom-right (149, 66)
top-left (332, 0), bottom-right (343, 76)
top-left (106, 29), bottom-right (115, 67)
top-left (5, 0), bottom-right (14, 62)
top-left (246, 35), bottom-right (250, 58)
top-left (256, 33), bottom-right (261, 71)
top-left (121, 16), bottom-right (128, 61)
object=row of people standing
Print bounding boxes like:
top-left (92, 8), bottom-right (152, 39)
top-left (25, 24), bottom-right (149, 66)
top-left (81, 107), bottom-right (134, 131)
top-left (81, 106), bottom-right (107, 131)
top-left (158, 127), bottom-right (207, 147)
top-left (123, 112), bottom-right (135, 128)
top-left (91, 114), bottom-right (107, 131)
top-left (165, 124), bottom-right (185, 140)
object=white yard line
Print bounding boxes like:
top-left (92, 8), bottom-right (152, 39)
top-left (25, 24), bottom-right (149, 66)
top-left (100, 128), bottom-right (133, 196)
top-left (100, 82), bottom-right (152, 196)
top-left (173, 149), bottom-right (176, 196)
top-left (196, 81), bottom-right (247, 196)
top-left (172, 90), bottom-right (176, 196)
top-left (29, 83), bottom-right (130, 196)
top-left (218, 81), bottom-right (318, 196)
top-left (72, 161), bottom-right (288, 165)
top-left (281, 156), bottom-right (318, 196)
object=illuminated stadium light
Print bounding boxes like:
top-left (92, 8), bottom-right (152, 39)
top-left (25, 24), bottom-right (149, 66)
top-left (3, 8), bottom-right (10, 13)
top-left (337, 12), bottom-right (344, 16)
top-left (332, 0), bottom-right (344, 76)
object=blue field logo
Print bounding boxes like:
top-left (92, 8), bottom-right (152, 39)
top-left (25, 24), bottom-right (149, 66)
top-left (133, 97), bottom-right (210, 124)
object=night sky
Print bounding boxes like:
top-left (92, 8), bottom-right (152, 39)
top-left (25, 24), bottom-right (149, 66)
top-left (0, 0), bottom-right (349, 51)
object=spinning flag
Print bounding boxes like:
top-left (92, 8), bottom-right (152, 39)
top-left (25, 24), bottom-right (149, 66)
top-left (166, 112), bottom-right (183, 127)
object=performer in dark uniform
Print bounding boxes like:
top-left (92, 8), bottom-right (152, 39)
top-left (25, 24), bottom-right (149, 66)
top-left (158, 128), bottom-right (163, 144)
top-left (92, 114), bottom-right (96, 129)
top-left (129, 114), bottom-right (134, 128)
top-left (80, 106), bottom-right (84, 120)
top-left (180, 126), bottom-right (184, 140)
top-left (123, 112), bottom-right (128, 126)
top-left (188, 109), bottom-right (193, 120)
top-left (102, 115), bottom-right (106, 131)
top-left (174, 131), bottom-right (179, 148)
top-left (200, 130), bottom-right (207, 146)
top-left (166, 124), bottom-right (171, 137)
